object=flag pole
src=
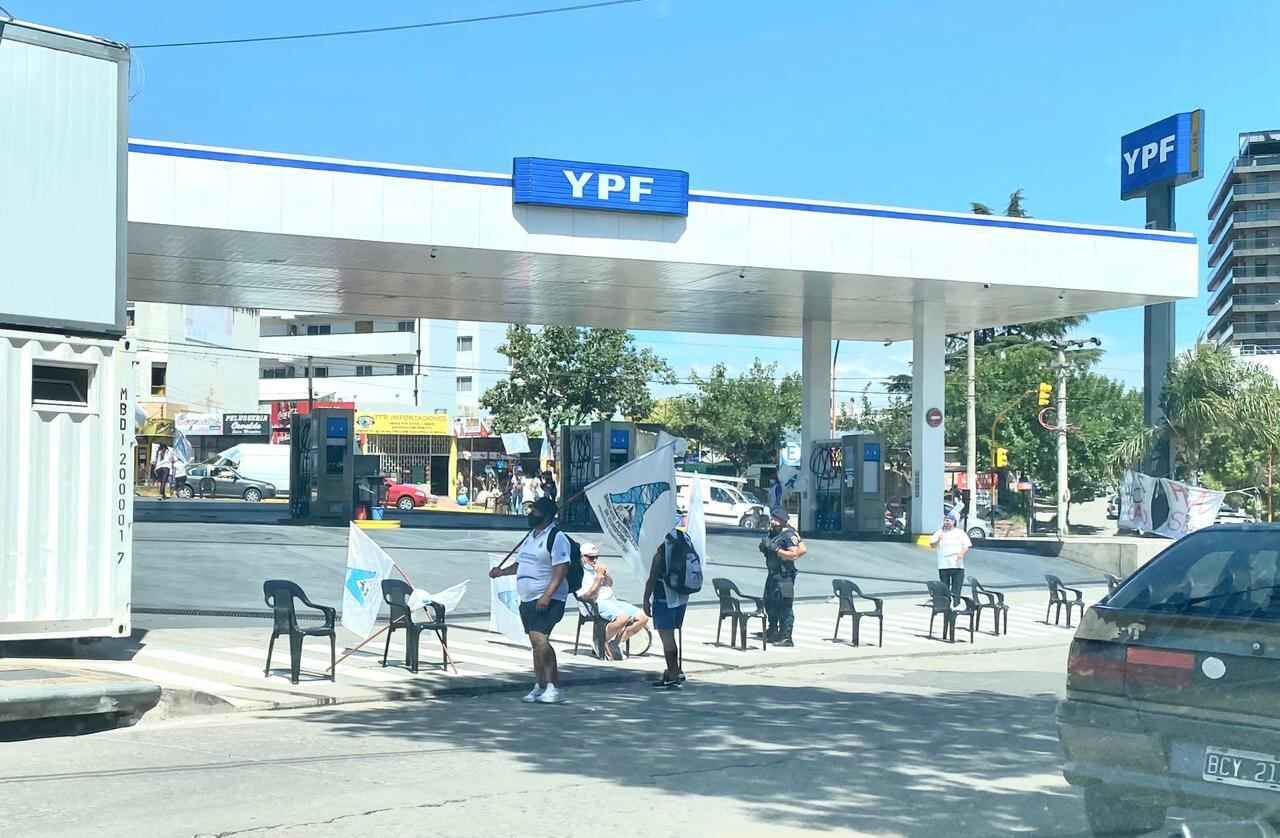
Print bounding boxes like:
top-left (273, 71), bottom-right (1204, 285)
top-left (329, 558), bottom-right (459, 674)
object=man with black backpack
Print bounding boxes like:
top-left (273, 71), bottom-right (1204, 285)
top-left (643, 527), bottom-right (703, 689)
top-left (761, 509), bottom-right (806, 646)
top-left (488, 497), bottom-right (582, 704)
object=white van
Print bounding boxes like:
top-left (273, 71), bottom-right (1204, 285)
top-left (676, 473), bottom-right (769, 529)
top-left (212, 443), bottom-right (291, 494)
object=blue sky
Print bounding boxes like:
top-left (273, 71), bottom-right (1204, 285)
top-left (32, 0), bottom-right (1274, 404)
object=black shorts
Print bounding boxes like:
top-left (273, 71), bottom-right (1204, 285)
top-left (519, 599), bottom-right (566, 636)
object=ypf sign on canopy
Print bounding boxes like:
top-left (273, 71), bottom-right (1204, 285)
top-left (1120, 110), bottom-right (1204, 200)
top-left (513, 157), bottom-right (689, 215)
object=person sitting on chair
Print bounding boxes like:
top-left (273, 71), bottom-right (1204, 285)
top-left (576, 542), bottom-right (649, 659)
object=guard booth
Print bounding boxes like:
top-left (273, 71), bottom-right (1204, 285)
top-left (290, 407), bottom-right (356, 523)
top-left (559, 421), bottom-right (662, 527)
top-left (807, 433), bottom-right (885, 536)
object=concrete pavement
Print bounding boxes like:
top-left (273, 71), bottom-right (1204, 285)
top-left (16, 586), bottom-right (1101, 722)
top-left (0, 644), bottom-right (1172, 838)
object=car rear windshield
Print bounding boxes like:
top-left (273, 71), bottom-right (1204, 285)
top-left (1109, 529), bottom-right (1280, 620)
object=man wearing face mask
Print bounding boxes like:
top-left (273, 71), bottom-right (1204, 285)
top-left (760, 509), bottom-right (806, 646)
top-left (488, 497), bottom-right (570, 703)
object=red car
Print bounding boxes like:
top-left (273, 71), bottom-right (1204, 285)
top-left (384, 478), bottom-right (428, 510)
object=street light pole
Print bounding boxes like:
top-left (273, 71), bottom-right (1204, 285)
top-left (831, 339), bottom-right (841, 436)
top-left (306, 354), bottom-right (314, 415)
top-left (1056, 345), bottom-right (1069, 537)
top-left (1049, 337), bottom-right (1101, 537)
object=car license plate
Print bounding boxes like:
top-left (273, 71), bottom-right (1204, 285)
top-left (1204, 746), bottom-right (1280, 791)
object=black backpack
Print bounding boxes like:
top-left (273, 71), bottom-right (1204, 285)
top-left (545, 525), bottom-right (584, 594)
top-left (662, 529), bottom-right (704, 595)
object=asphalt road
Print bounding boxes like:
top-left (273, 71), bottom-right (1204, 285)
top-left (133, 514), bottom-right (1103, 618)
top-left (0, 645), bottom-right (1119, 838)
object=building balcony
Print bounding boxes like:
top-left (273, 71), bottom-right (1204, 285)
top-left (260, 330), bottom-right (418, 358)
top-left (259, 373), bottom-right (425, 406)
top-left (1210, 155), bottom-right (1280, 219)
top-left (1209, 208), bottom-right (1280, 246)
top-left (1235, 293), bottom-right (1280, 311)
top-left (1233, 321), bottom-right (1280, 340)
top-left (1208, 308), bottom-right (1234, 342)
top-left (1209, 238), bottom-right (1280, 271)
top-left (1208, 281), bottom-right (1235, 317)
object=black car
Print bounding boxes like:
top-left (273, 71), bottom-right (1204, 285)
top-left (1057, 524), bottom-right (1280, 836)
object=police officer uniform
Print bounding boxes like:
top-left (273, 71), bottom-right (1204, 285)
top-left (761, 510), bottom-right (801, 644)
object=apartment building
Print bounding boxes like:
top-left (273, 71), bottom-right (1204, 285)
top-left (257, 313), bottom-right (509, 415)
top-left (1208, 130), bottom-right (1280, 350)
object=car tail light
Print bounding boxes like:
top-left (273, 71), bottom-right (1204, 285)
top-left (1068, 640), bottom-right (1127, 693)
top-left (1125, 647), bottom-right (1195, 688)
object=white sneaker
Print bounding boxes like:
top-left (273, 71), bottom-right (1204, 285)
top-left (535, 684), bottom-right (566, 704)
top-left (521, 684), bottom-right (545, 703)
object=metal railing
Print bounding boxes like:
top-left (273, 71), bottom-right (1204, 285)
top-left (1235, 179), bottom-right (1280, 196)
top-left (1234, 322), bottom-right (1280, 336)
top-left (1233, 293), bottom-right (1280, 308)
top-left (1234, 209), bottom-right (1280, 224)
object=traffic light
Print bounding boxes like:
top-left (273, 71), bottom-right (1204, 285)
top-left (995, 447), bottom-right (1009, 468)
top-left (1037, 382), bottom-right (1053, 407)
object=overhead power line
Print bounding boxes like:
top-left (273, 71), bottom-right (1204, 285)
top-left (132, 0), bottom-right (649, 49)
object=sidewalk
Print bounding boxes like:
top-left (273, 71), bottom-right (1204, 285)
top-left (26, 586), bottom-right (1101, 722)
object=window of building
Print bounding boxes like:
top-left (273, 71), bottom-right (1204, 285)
top-left (355, 321), bottom-right (374, 334)
top-left (306, 324), bottom-right (331, 336)
top-left (32, 364), bottom-right (91, 407)
top-left (397, 320), bottom-right (415, 333)
top-left (456, 376), bottom-right (473, 393)
top-left (287, 324), bottom-right (299, 336)
top-left (396, 363), bottom-right (414, 375)
top-left (313, 366), bottom-right (329, 378)
top-left (150, 363), bottom-right (167, 397)
top-left (126, 305), bottom-right (136, 328)
top-left (355, 365), bottom-right (373, 377)
top-left (456, 335), bottom-right (474, 352)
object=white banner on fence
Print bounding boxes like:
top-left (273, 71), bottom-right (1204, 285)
top-left (687, 472), bottom-right (708, 565)
top-left (1118, 471), bottom-right (1158, 533)
top-left (488, 554), bottom-right (530, 647)
top-left (1156, 478), bottom-right (1226, 540)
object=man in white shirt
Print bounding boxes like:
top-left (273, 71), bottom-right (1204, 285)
top-left (929, 514), bottom-right (972, 604)
top-left (488, 497), bottom-right (570, 704)
top-left (576, 543), bottom-right (649, 659)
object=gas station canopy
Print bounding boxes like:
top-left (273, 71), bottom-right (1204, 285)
top-left (125, 141), bottom-right (1197, 340)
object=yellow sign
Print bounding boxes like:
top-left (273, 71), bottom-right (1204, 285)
top-left (354, 412), bottom-right (450, 436)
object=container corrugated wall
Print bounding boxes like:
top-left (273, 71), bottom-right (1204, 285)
top-left (0, 22), bottom-right (128, 335)
top-left (0, 329), bottom-right (133, 639)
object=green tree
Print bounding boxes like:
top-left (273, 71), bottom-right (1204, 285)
top-left (1113, 341), bottom-right (1280, 486)
top-left (481, 326), bottom-right (675, 453)
top-left (673, 360), bottom-right (802, 471)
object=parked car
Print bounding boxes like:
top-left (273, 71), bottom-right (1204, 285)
top-left (676, 478), bottom-right (769, 529)
top-left (384, 478), bottom-right (428, 510)
top-left (1106, 495), bottom-right (1119, 520)
top-left (1216, 506), bottom-right (1258, 525)
top-left (964, 515), bottom-right (993, 542)
top-left (179, 464), bottom-right (277, 502)
top-left (1057, 524), bottom-right (1280, 836)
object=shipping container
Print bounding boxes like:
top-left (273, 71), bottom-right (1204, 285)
top-left (0, 329), bottom-right (135, 640)
top-left (0, 19), bottom-right (129, 336)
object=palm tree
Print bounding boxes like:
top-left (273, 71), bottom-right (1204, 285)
top-left (1112, 341), bottom-right (1280, 482)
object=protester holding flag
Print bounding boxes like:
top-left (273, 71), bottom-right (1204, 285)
top-left (488, 497), bottom-right (570, 704)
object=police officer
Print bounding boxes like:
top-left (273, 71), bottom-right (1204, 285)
top-left (760, 509), bottom-right (806, 646)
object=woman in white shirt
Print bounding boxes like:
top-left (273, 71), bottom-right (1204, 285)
top-left (929, 515), bottom-right (971, 604)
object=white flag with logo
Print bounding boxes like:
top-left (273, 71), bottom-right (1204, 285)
top-left (341, 524), bottom-right (395, 638)
top-left (489, 553), bottom-right (531, 647)
top-left (1118, 470), bottom-right (1158, 532)
top-left (584, 444), bottom-right (677, 577)
top-left (1155, 478), bottom-right (1225, 540)
top-left (687, 472), bottom-right (708, 565)
top-left (407, 580), bottom-right (469, 615)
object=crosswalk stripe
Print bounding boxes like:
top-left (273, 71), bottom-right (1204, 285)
top-left (96, 661), bottom-right (247, 695)
top-left (220, 647), bottom-right (409, 683)
top-left (137, 647), bottom-right (332, 685)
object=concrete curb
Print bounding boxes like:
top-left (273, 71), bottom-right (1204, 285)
top-left (0, 680), bottom-right (161, 724)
